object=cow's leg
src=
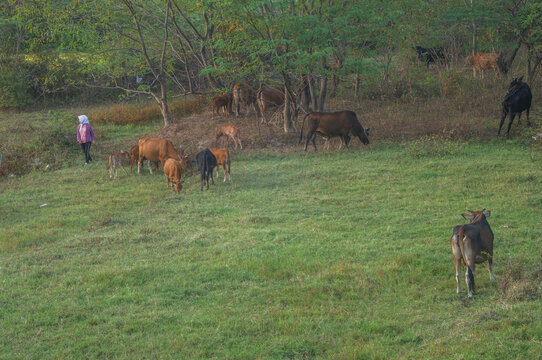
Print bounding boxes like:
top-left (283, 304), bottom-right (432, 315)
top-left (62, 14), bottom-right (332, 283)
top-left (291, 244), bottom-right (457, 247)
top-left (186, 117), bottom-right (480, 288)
top-left (344, 134), bottom-right (351, 150)
top-left (506, 112), bottom-right (517, 137)
top-left (210, 167), bottom-right (215, 185)
top-left (488, 257), bottom-right (495, 281)
top-left (517, 112), bottom-right (522, 125)
top-left (137, 158), bottom-right (142, 174)
top-left (114, 164), bottom-right (118, 179)
top-left (120, 161), bottom-right (128, 176)
top-left (200, 171), bottom-right (205, 191)
top-left (227, 161), bottom-right (231, 182)
top-left (237, 135), bottom-right (243, 150)
top-left (451, 235), bottom-right (462, 294)
top-left (147, 160), bottom-right (154, 175)
top-left (498, 112), bottom-right (507, 136)
top-left (222, 163), bottom-right (227, 182)
top-left (526, 107), bottom-right (531, 126)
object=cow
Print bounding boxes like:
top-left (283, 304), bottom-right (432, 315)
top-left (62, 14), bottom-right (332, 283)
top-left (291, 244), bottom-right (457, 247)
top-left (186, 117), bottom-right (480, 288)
top-left (196, 149), bottom-right (217, 191)
top-left (215, 124), bottom-right (243, 150)
top-left (257, 87), bottom-right (285, 123)
top-left (129, 144), bottom-right (159, 173)
top-left (108, 150), bottom-right (130, 179)
top-left (465, 52), bottom-right (500, 78)
top-left (163, 158), bottom-right (190, 193)
top-left (415, 46), bottom-right (446, 67)
top-left (451, 209), bottom-right (495, 298)
top-left (299, 111), bottom-right (370, 151)
top-left (210, 148), bottom-right (231, 183)
top-left (498, 76), bottom-right (532, 137)
top-left (211, 92), bottom-right (233, 117)
top-left (232, 82), bottom-right (258, 117)
top-left (137, 136), bottom-right (183, 175)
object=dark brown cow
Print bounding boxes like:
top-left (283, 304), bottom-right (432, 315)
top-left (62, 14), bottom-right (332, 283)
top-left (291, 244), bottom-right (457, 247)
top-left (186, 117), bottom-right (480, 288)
top-left (108, 150), bottom-right (130, 179)
top-left (466, 52), bottom-right (500, 78)
top-left (137, 137), bottom-right (184, 174)
top-left (451, 209), bottom-right (495, 298)
top-left (257, 87), bottom-right (284, 123)
top-left (299, 111), bottom-right (370, 151)
top-left (232, 82), bottom-right (258, 117)
top-left (211, 93), bottom-right (233, 117)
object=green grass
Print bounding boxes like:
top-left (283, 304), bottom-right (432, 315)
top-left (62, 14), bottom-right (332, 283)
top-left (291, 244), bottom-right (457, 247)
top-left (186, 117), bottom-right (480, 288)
top-left (1, 138), bottom-right (541, 359)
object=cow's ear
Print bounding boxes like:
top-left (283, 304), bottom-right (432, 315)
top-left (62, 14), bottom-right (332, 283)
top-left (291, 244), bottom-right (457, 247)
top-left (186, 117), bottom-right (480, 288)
top-left (365, 128), bottom-right (370, 136)
top-left (484, 210), bottom-right (491, 218)
top-left (461, 213), bottom-right (475, 221)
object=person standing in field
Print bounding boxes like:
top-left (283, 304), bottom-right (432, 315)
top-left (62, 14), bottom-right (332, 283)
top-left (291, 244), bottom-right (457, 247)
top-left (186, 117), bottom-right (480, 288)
top-left (77, 115), bottom-right (95, 165)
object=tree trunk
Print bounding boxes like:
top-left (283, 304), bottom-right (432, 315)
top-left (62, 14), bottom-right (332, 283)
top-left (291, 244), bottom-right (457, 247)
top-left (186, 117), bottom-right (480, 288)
top-left (317, 75), bottom-right (328, 112)
top-left (282, 73), bottom-right (295, 133)
top-left (354, 74), bottom-right (360, 98)
top-left (159, 80), bottom-right (172, 127)
top-left (307, 74), bottom-right (318, 111)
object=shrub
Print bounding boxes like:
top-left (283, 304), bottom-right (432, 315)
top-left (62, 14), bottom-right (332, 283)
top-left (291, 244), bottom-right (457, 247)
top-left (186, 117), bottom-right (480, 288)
top-left (0, 62), bottom-right (35, 109)
top-left (404, 130), bottom-right (460, 158)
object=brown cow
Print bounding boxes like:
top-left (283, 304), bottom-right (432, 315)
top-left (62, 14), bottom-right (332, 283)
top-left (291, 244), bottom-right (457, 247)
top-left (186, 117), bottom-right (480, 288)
top-left (215, 125), bottom-right (243, 149)
top-left (108, 150), bottom-right (130, 179)
top-left (211, 92), bottom-right (233, 117)
top-left (233, 82), bottom-right (258, 117)
top-left (299, 111), bottom-right (370, 151)
top-left (466, 52), bottom-right (500, 78)
top-left (210, 148), bottom-right (231, 182)
top-left (163, 158), bottom-right (190, 193)
top-left (137, 136), bottom-right (184, 174)
top-left (257, 87), bottom-right (284, 123)
top-left (129, 144), bottom-right (159, 173)
top-left (451, 209), bottom-right (495, 298)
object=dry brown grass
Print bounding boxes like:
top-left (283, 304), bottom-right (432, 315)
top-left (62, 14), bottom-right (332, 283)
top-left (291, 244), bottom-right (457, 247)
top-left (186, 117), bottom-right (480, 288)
top-left (499, 257), bottom-right (542, 301)
top-left (88, 96), bottom-right (209, 125)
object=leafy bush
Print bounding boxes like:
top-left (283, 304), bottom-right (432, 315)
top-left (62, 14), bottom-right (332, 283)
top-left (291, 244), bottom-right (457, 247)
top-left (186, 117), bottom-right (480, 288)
top-left (0, 63), bottom-right (35, 109)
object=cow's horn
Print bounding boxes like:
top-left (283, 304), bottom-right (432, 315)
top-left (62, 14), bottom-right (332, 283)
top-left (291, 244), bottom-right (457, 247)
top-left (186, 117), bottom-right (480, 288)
top-left (466, 208), bottom-right (474, 213)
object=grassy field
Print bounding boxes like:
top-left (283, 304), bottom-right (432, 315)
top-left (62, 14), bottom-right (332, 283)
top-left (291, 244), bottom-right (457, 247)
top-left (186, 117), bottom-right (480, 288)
top-left (1, 120), bottom-right (541, 359)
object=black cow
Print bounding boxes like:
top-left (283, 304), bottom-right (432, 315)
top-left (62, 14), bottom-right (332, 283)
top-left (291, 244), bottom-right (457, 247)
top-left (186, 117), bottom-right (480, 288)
top-left (498, 76), bottom-right (532, 137)
top-left (415, 46), bottom-right (445, 67)
top-left (196, 149), bottom-right (217, 191)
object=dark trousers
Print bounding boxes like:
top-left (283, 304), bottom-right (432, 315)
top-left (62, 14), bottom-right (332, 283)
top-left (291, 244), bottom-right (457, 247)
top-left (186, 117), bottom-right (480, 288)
top-left (80, 142), bottom-right (92, 164)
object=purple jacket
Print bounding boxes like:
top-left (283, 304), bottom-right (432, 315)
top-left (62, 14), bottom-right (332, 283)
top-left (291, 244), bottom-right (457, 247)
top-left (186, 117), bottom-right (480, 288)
top-left (77, 123), bottom-right (95, 143)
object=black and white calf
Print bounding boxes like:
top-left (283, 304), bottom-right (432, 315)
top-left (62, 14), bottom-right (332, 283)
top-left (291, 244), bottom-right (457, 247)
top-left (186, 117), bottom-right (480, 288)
top-left (196, 149), bottom-right (217, 191)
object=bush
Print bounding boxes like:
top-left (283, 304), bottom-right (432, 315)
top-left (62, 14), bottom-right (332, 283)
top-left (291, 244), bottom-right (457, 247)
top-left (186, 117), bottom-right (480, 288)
top-left (0, 62), bottom-right (35, 109)
top-left (404, 130), bottom-right (460, 158)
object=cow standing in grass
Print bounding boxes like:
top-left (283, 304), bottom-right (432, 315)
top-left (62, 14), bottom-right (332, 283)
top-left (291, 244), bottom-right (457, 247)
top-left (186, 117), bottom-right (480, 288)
top-left (130, 144), bottom-right (159, 173)
top-left (137, 137), bottom-right (183, 174)
top-left (196, 149), bottom-right (217, 191)
top-left (257, 87), bottom-right (284, 123)
top-left (210, 148), bottom-right (231, 183)
top-left (233, 82), bottom-right (258, 117)
top-left (108, 150), bottom-right (130, 179)
top-left (498, 76), bottom-right (532, 137)
top-left (211, 93), bottom-right (233, 117)
top-left (163, 158), bottom-right (190, 193)
top-left (451, 209), bottom-right (495, 298)
top-left (299, 111), bottom-right (370, 151)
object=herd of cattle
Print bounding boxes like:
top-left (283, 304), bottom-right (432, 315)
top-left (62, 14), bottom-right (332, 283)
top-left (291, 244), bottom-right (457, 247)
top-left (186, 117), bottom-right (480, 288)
top-left (103, 49), bottom-right (536, 298)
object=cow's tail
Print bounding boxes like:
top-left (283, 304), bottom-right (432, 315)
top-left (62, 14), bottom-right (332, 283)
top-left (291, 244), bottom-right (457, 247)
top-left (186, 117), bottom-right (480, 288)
top-left (298, 113), bottom-right (310, 144)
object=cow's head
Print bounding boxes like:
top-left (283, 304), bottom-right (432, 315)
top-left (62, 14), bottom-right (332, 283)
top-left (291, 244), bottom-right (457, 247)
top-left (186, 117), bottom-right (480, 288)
top-left (360, 128), bottom-right (370, 145)
top-left (180, 155), bottom-right (191, 172)
top-left (461, 208), bottom-right (491, 223)
top-left (173, 179), bottom-right (185, 193)
top-left (214, 130), bottom-right (222, 140)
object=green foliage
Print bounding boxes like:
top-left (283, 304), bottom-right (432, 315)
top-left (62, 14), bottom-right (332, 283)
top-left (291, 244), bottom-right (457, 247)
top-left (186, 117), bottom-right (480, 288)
top-left (0, 62), bottom-right (34, 109)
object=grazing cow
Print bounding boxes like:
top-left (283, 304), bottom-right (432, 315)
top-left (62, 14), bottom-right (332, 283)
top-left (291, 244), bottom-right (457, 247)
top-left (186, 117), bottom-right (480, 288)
top-left (215, 124), bottom-right (243, 149)
top-left (210, 148), bottom-right (231, 182)
top-left (451, 209), bottom-right (495, 298)
top-left (211, 92), bottom-right (233, 117)
top-left (465, 52), bottom-right (500, 78)
top-left (415, 46), bottom-right (446, 67)
top-left (498, 76), bottom-right (532, 137)
top-left (129, 144), bottom-right (159, 173)
top-left (233, 82), bottom-right (258, 116)
top-left (163, 158), bottom-right (190, 193)
top-left (196, 149), bottom-right (217, 191)
top-left (299, 111), bottom-right (370, 151)
top-left (137, 136), bottom-right (183, 174)
top-left (257, 87), bottom-right (285, 123)
top-left (108, 150), bottom-right (130, 179)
